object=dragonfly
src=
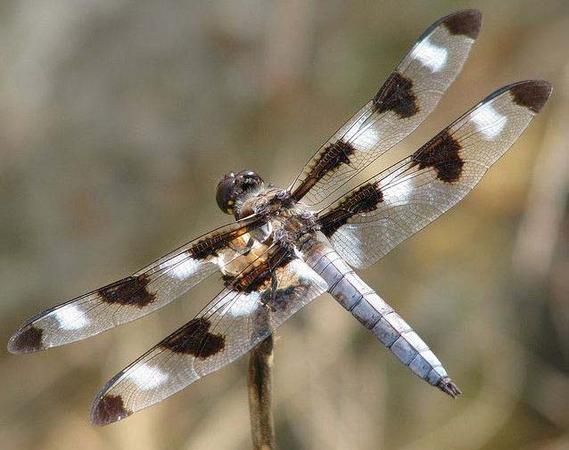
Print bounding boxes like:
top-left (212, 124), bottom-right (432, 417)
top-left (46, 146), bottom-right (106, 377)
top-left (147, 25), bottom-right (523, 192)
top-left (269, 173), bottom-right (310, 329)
top-left (8, 9), bottom-right (551, 426)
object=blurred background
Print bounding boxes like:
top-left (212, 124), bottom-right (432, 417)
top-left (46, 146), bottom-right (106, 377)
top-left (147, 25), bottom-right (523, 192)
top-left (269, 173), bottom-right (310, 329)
top-left (1, 1), bottom-right (568, 449)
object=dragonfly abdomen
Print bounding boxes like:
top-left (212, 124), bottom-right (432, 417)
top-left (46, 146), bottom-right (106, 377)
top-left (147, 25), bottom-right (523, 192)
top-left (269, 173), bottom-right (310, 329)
top-left (304, 240), bottom-right (461, 398)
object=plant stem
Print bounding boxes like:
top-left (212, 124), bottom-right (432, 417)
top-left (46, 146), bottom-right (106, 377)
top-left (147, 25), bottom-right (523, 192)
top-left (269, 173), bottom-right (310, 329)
top-left (248, 334), bottom-right (276, 450)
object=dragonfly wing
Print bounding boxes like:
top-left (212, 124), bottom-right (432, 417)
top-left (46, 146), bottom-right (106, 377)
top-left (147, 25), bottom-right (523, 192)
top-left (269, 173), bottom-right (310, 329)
top-left (318, 81), bottom-right (552, 268)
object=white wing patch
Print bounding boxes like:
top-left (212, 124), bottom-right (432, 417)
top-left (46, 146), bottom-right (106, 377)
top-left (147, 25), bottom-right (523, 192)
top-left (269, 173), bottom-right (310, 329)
top-left (350, 126), bottom-right (382, 152)
top-left (380, 172), bottom-right (415, 207)
top-left (228, 292), bottom-right (260, 317)
top-left (126, 363), bottom-right (169, 390)
top-left (470, 103), bottom-right (508, 140)
top-left (411, 38), bottom-right (448, 73)
top-left (159, 253), bottom-right (201, 280)
top-left (54, 305), bottom-right (89, 330)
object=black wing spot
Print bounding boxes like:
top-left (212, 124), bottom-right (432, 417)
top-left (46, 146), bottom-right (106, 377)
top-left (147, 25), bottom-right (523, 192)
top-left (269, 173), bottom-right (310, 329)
top-left (319, 182), bottom-right (383, 236)
top-left (191, 234), bottom-right (235, 260)
top-left (8, 325), bottom-right (43, 353)
top-left (190, 220), bottom-right (265, 260)
top-left (292, 140), bottom-right (356, 201)
top-left (91, 394), bottom-right (132, 426)
top-left (412, 130), bottom-right (463, 183)
top-left (161, 318), bottom-right (225, 358)
top-left (373, 72), bottom-right (419, 119)
top-left (510, 81), bottom-right (552, 114)
top-left (316, 140), bottom-right (356, 172)
top-left (442, 9), bottom-right (481, 39)
top-left (98, 274), bottom-right (156, 308)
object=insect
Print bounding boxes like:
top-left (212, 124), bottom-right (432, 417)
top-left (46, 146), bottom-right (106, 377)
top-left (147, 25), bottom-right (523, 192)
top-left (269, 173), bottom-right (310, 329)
top-left (8, 9), bottom-right (551, 425)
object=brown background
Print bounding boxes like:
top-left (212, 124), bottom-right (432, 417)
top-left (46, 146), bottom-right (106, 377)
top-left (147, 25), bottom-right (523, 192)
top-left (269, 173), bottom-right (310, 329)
top-left (1, 1), bottom-right (568, 449)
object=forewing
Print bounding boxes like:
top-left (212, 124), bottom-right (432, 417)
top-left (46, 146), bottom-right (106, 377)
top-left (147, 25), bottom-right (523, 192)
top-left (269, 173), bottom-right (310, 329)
top-left (318, 81), bottom-right (552, 269)
top-left (8, 217), bottom-right (265, 353)
top-left (90, 249), bottom-right (328, 425)
top-left (289, 9), bottom-right (481, 206)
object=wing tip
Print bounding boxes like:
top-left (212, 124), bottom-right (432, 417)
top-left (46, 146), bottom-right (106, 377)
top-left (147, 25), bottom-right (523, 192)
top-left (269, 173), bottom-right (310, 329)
top-left (441, 9), bottom-right (482, 40)
top-left (90, 393), bottom-right (133, 426)
top-left (510, 80), bottom-right (553, 114)
top-left (438, 376), bottom-right (462, 398)
top-left (7, 325), bottom-right (44, 354)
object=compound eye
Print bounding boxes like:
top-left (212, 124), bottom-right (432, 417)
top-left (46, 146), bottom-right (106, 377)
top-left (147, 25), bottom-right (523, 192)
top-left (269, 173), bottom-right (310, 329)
top-left (216, 175), bottom-right (237, 214)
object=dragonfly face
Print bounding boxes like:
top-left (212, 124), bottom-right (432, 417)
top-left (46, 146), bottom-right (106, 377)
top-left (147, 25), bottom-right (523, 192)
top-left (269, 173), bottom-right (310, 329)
top-left (216, 170), bottom-right (265, 216)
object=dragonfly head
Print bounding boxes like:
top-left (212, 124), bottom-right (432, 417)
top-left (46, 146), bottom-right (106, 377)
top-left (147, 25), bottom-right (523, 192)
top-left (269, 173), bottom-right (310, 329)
top-left (216, 170), bottom-right (265, 215)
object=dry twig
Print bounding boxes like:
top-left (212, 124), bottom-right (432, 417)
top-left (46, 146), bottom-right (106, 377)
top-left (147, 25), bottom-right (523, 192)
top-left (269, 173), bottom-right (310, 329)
top-left (248, 335), bottom-right (276, 450)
